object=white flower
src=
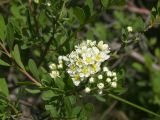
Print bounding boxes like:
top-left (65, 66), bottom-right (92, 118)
top-left (112, 72), bottom-right (117, 76)
top-left (98, 75), bottom-right (103, 80)
top-left (112, 72), bottom-right (116, 76)
top-left (49, 63), bottom-right (57, 70)
top-left (89, 77), bottom-right (94, 83)
top-left (87, 40), bottom-right (96, 46)
top-left (98, 41), bottom-right (104, 49)
top-left (62, 56), bottom-right (69, 61)
top-left (97, 83), bottom-right (104, 89)
top-left (91, 63), bottom-right (101, 73)
top-left (103, 67), bottom-right (109, 72)
top-left (80, 66), bottom-right (90, 78)
top-left (46, 2), bottom-right (51, 6)
top-left (50, 71), bottom-right (59, 78)
top-left (85, 87), bottom-right (91, 93)
top-left (98, 90), bottom-right (103, 95)
top-left (57, 64), bottom-right (63, 69)
top-left (111, 82), bottom-right (117, 88)
top-left (106, 78), bottom-right (111, 83)
top-left (113, 77), bottom-right (117, 81)
top-left (83, 55), bottom-right (94, 65)
top-left (73, 80), bottom-right (80, 86)
top-left (92, 47), bottom-right (99, 54)
top-left (58, 56), bottom-right (63, 61)
top-left (58, 60), bottom-right (63, 64)
top-left (98, 41), bottom-right (109, 51)
top-left (107, 71), bottom-right (112, 77)
top-left (127, 26), bottom-right (133, 32)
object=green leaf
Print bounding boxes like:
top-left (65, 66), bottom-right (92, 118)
top-left (132, 62), bottom-right (144, 72)
top-left (101, 0), bottom-right (126, 9)
top-left (16, 82), bottom-right (34, 86)
top-left (71, 106), bottom-right (81, 117)
top-left (101, 0), bottom-right (109, 8)
top-left (73, 7), bottom-right (85, 25)
top-left (79, 103), bottom-right (93, 119)
top-left (94, 94), bottom-right (106, 102)
top-left (12, 44), bottom-right (25, 70)
top-left (85, 0), bottom-right (93, 15)
top-left (155, 48), bottom-right (160, 60)
top-left (112, 87), bottom-right (127, 94)
top-left (0, 78), bottom-right (9, 97)
top-left (6, 23), bottom-right (14, 49)
top-left (0, 15), bottom-right (6, 41)
top-left (152, 72), bottom-right (160, 98)
top-left (28, 59), bottom-right (39, 80)
top-left (68, 95), bottom-right (76, 105)
top-left (25, 88), bottom-right (41, 94)
top-left (132, 17), bottom-right (145, 31)
top-left (83, 5), bottom-right (91, 21)
top-left (64, 97), bottom-right (72, 116)
top-left (110, 0), bottom-right (126, 6)
top-left (10, 4), bottom-right (21, 18)
top-left (41, 90), bottom-right (59, 101)
top-left (38, 10), bottom-right (48, 28)
top-left (45, 105), bottom-right (59, 118)
top-left (0, 59), bottom-right (10, 66)
top-left (27, 10), bottom-right (34, 37)
top-left (54, 78), bottom-right (65, 90)
top-left (144, 54), bottom-right (152, 70)
top-left (84, 103), bottom-right (94, 115)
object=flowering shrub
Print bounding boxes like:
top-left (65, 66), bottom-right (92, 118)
top-left (0, 0), bottom-right (160, 119)
top-left (49, 40), bottom-right (118, 95)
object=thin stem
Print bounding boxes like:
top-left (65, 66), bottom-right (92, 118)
top-left (0, 42), bottom-right (41, 86)
top-left (37, 35), bottom-right (55, 66)
top-left (28, 0), bottom-right (40, 36)
top-left (0, 42), bottom-right (11, 57)
top-left (100, 101), bottom-right (118, 120)
top-left (19, 68), bottom-right (41, 86)
top-left (37, 11), bottom-right (57, 66)
top-left (108, 93), bottom-right (160, 118)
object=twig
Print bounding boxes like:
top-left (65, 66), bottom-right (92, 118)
top-left (100, 101), bottom-right (118, 120)
top-left (130, 51), bottom-right (160, 70)
top-left (113, 110), bottom-right (129, 120)
top-left (0, 42), bottom-right (41, 86)
top-left (110, 42), bottom-right (160, 70)
top-left (28, 0), bottom-right (40, 36)
top-left (37, 35), bottom-right (55, 66)
top-left (127, 1), bottom-right (150, 15)
top-left (0, 42), bottom-right (11, 58)
top-left (19, 68), bottom-right (41, 86)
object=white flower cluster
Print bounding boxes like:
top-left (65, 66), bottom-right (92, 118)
top-left (49, 59), bottom-right (63, 79)
top-left (127, 26), bottom-right (133, 32)
top-left (62, 40), bottom-right (110, 86)
top-left (49, 39), bottom-right (118, 95)
top-left (85, 66), bottom-right (118, 95)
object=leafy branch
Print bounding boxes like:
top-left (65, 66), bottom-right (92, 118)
top-left (0, 42), bottom-right (41, 86)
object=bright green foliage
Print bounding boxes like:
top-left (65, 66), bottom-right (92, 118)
top-left (28, 59), bottom-right (40, 80)
top-left (0, 78), bottom-right (9, 97)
